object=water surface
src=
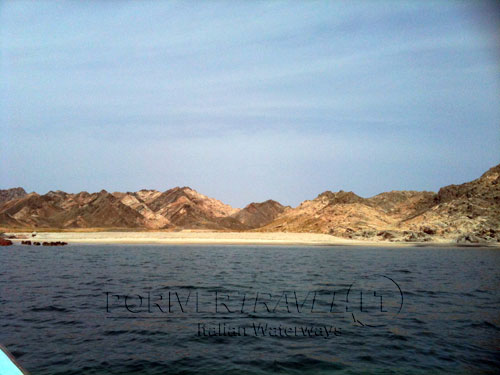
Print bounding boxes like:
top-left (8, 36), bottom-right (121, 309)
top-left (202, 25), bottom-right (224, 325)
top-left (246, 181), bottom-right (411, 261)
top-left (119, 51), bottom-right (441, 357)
top-left (0, 245), bottom-right (499, 374)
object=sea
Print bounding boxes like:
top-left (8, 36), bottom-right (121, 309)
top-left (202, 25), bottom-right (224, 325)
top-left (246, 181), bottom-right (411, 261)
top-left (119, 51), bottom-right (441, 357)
top-left (1, 244), bottom-right (499, 374)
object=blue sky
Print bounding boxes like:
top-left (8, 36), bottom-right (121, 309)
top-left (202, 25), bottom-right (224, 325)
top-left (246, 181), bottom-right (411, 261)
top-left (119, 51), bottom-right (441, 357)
top-left (1, 1), bottom-right (499, 207)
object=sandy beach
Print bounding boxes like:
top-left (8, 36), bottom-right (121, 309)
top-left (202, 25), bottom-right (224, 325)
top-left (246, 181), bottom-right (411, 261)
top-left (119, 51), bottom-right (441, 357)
top-left (5, 231), bottom-right (479, 247)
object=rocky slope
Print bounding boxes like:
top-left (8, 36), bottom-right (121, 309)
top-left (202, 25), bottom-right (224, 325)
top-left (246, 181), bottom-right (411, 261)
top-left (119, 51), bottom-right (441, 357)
top-left (399, 164), bottom-right (500, 243)
top-left (112, 190), bottom-right (171, 229)
top-left (365, 191), bottom-right (436, 219)
top-left (0, 190), bottom-right (149, 229)
top-left (259, 165), bottom-right (500, 244)
top-left (0, 187), bottom-right (27, 205)
top-left (145, 187), bottom-right (245, 230)
top-left (1, 164), bottom-right (498, 243)
top-left (231, 200), bottom-right (287, 229)
top-left (258, 191), bottom-right (396, 237)
top-left (0, 187), bottom-right (247, 230)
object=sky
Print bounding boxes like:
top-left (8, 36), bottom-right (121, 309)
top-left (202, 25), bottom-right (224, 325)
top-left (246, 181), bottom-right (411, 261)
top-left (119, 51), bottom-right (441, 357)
top-left (1, 1), bottom-right (499, 208)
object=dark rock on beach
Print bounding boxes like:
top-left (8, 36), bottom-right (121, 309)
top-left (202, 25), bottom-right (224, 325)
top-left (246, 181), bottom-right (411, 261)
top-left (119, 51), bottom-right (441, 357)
top-left (0, 238), bottom-right (13, 246)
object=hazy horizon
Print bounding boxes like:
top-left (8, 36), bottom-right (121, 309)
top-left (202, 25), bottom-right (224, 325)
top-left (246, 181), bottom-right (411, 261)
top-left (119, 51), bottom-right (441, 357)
top-left (1, 1), bottom-right (499, 207)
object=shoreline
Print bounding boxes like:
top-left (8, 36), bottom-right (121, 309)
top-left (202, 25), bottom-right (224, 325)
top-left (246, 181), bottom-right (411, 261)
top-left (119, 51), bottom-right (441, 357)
top-left (5, 231), bottom-right (499, 248)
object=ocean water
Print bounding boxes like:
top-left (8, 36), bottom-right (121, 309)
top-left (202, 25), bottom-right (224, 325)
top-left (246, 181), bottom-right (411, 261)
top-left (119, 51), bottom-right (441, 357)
top-left (0, 244), bottom-right (499, 374)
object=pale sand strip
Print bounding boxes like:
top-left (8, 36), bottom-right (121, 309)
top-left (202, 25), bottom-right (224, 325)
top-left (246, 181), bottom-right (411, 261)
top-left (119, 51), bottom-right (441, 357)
top-left (4, 231), bottom-right (473, 247)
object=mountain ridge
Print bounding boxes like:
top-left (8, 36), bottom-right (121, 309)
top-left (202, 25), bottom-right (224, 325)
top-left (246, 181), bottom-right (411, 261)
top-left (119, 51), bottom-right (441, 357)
top-left (1, 164), bottom-right (499, 243)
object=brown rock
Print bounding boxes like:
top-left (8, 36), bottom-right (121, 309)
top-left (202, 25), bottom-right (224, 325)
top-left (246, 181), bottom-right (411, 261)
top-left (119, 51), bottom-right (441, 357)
top-left (231, 200), bottom-right (287, 229)
top-left (0, 187), bottom-right (27, 205)
top-left (0, 164), bottom-right (498, 242)
top-left (0, 238), bottom-right (13, 246)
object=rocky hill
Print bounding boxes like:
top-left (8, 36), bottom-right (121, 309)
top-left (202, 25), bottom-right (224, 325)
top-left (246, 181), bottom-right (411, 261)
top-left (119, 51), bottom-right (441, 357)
top-left (399, 164), bottom-right (500, 243)
top-left (231, 200), bottom-right (287, 229)
top-left (258, 190), bottom-right (395, 237)
top-left (0, 187), bottom-right (27, 205)
top-left (143, 187), bottom-right (245, 230)
top-left (0, 190), bottom-right (149, 229)
top-left (258, 165), bottom-right (500, 244)
top-left (0, 187), bottom-right (248, 231)
top-left (365, 190), bottom-right (436, 218)
top-left (1, 164), bottom-right (499, 243)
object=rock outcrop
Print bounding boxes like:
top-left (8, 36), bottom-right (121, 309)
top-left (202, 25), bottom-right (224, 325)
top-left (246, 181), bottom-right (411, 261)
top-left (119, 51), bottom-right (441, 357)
top-left (0, 187), bottom-right (27, 205)
top-left (399, 164), bottom-right (500, 243)
top-left (0, 237), bottom-right (13, 246)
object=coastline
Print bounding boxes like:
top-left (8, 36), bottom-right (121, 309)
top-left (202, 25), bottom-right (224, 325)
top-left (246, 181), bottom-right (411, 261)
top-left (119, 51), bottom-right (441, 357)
top-left (5, 231), bottom-right (499, 247)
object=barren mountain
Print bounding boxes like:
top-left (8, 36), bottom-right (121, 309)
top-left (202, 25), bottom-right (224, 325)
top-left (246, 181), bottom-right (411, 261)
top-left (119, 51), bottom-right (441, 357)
top-left (112, 190), bottom-right (170, 229)
top-left (259, 165), bottom-right (500, 243)
top-left (1, 164), bottom-right (499, 243)
top-left (258, 191), bottom-right (395, 237)
top-left (399, 164), bottom-right (500, 243)
top-left (0, 190), bottom-right (150, 229)
top-left (366, 191), bottom-right (436, 218)
top-left (146, 187), bottom-right (245, 230)
top-left (0, 187), bottom-right (27, 205)
top-left (231, 200), bottom-right (287, 229)
top-left (0, 187), bottom-right (244, 231)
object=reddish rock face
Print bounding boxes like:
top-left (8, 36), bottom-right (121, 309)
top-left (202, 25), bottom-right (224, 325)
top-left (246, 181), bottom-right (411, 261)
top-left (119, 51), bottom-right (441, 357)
top-left (0, 238), bottom-right (13, 246)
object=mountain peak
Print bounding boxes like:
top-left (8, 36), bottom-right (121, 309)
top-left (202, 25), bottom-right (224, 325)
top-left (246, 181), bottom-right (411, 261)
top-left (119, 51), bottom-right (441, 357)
top-left (481, 163), bottom-right (500, 179)
top-left (1, 164), bottom-right (499, 243)
top-left (316, 190), bottom-right (364, 204)
top-left (0, 187), bottom-right (28, 205)
top-left (232, 199), bottom-right (286, 229)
